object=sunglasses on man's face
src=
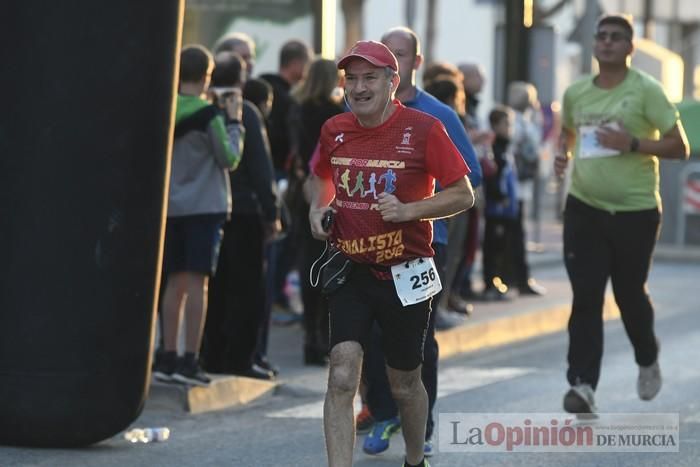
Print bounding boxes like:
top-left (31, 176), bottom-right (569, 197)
top-left (594, 31), bottom-right (631, 42)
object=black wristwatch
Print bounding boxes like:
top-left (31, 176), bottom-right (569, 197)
top-left (629, 136), bottom-right (640, 152)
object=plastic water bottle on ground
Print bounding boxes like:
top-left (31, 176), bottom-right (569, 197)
top-left (124, 427), bottom-right (170, 443)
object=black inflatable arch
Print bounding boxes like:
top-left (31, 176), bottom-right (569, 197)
top-left (0, 1), bottom-right (183, 447)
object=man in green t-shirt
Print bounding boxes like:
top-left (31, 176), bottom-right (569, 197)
top-left (555, 14), bottom-right (689, 415)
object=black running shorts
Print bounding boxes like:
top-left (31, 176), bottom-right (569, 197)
top-left (327, 263), bottom-right (432, 371)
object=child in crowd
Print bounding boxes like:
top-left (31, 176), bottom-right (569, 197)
top-left (481, 105), bottom-right (519, 300)
top-left (154, 45), bottom-right (243, 386)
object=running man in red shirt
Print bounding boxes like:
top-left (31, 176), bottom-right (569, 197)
top-left (308, 40), bottom-right (474, 467)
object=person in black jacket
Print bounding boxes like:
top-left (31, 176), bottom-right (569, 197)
top-left (260, 40), bottom-right (313, 319)
top-left (260, 39), bottom-right (313, 176)
top-left (200, 50), bottom-right (282, 380)
top-left (290, 57), bottom-right (344, 365)
top-left (243, 78), bottom-right (273, 121)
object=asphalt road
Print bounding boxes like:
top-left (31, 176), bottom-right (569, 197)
top-left (1, 261), bottom-right (698, 467)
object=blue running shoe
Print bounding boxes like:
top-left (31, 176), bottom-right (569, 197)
top-left (424, 438), bottom-right (434, 457)
top-left (363, 416), bottom-right (400, 455)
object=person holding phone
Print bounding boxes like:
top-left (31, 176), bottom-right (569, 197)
top-left (154, 45), bottom-right (243, 386)
top-left (211, 87), bottom-right (243, 123)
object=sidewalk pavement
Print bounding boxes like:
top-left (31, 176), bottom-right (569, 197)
top-left (146, 203), bottom-right (700, 413)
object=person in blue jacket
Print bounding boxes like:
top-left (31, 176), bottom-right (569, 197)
top-left (482, 105), bottom-right (519, 300)
top-left (358, 26), bottom-right (482, 460)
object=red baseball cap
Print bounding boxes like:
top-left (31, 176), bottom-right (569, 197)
top-left (337, 40), bottom-right (398, 72)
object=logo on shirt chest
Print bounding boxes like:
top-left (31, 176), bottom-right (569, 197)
top-left (402, 127), bottom-right (412, 145)
top-left (396, 126), bottom-right (415, 154)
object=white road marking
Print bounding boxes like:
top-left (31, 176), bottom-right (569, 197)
top-left (266, 400), bottom-right (325, 419)
top-left (436, 366), bottom-right (535, 398)
top-left (266, 366), bottom-right (535, 419)
top-left (266, 398), bottom-right (363, 419)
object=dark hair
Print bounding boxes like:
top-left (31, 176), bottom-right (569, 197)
top-left (422, 61), bottom-right (462, 87)
top-left (280, 39), bottom-right (312, 68)
top-left (211, 51), bottom-right (245, 87)
top-left (179, 45), bottom-right (212, 83)
top-left (597, 14), bottom-right (634, 38)
top-left (425, 79), bottom-right (459, 106)
top-left (489, 105), bottom-right (513, 128)
top-left (243, 78), bottom-right (273, 107)
top-left (292, 58), bottom-right (339, 104)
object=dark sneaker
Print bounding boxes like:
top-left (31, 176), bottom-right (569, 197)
top-left (172, 359), bottom-right (211, 387)
top-left (233, 365), bottom-right (275, 381)
top-left (479, 286), bottom-right (510, 302)
top-left (403, 459), bottom-right (430, 467)
top-left (255, 356), bottom-right (280, 376)
top-left (434, 307), bottom-right (467, 330)
top-left (363, 416), bottom-right (401, 455)
top-left (152, 351), bottom-right (178, 383)
top-left (356, 404), bottom-right (375, 434)
top-left (638, 360), bottom-right (662, 401)
top-left (447, 294), bottom-right (474, 316)
top-left (563, 383), bottom-right (596, 414)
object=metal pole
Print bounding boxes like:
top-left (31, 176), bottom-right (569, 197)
top-left (425, 0), bottom-right (438, 65)
top-left (643, 0), bottom-right (655, 39)
top-left (405, 0), bottom-right (417, 30)
top-left (503, 0), bottom-right (530, 97)
top-left (581, 0), bottom-right (598, 74)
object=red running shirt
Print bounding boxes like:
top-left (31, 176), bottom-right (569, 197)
top-left (312, 101), bottom-right (469, 266)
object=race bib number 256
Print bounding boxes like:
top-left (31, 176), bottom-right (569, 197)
top-left (391, 257), bottom-right (442, 307)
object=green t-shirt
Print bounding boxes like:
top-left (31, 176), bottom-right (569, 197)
top-left (562, 67), bottom-right (679, 212)
top-left (175, 94), bottom-right (241, 169)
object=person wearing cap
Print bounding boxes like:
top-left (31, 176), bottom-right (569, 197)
top-left (555, 14), bottom-right (689, 415)
top-left (308, 40), bottom-right (474, 467)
